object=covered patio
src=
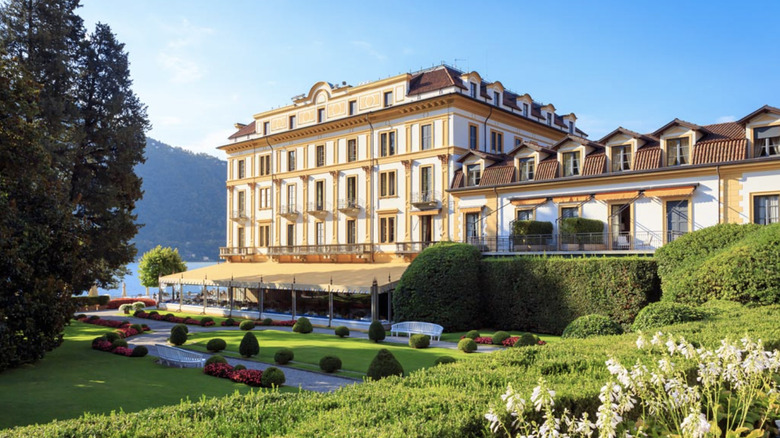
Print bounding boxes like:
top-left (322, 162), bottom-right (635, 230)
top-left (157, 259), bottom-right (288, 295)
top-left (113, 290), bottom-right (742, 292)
top-left (158, 261), bottom-right (409, 329)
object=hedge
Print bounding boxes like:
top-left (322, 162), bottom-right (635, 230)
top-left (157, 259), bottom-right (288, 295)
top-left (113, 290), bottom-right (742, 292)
top-left (71, 295), bottom-right (111, 307)
top-left (512, 220), bottom-right (553, 236)
top-left (105, 297), bottom-right (157, 309)
top-left (560, 217), bottom-right (604, 234)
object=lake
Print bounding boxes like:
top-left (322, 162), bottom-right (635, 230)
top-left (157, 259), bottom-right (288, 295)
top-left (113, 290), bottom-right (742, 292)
top-left (97, 262), bottom-right (217, 298)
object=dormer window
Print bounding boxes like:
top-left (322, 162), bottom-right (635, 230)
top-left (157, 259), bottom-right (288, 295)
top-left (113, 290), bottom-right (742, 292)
top-left (523, 103), bottom-right (529, 117)
top-left (466, 164), bottom-right (481, 186)
top-left (493, 91), bottom-right (500, 106)
top-left (263, 121), bottom-right (270, 135)
top-left (611, 145), bottom-right (632, 172)
top-left (562, 151), bottom-right (580, 177)
top-left (569, 123), bottom-right (574, 134)
top-left (755, 126), bottom-right (780, 157)
top-left (519, 158), bottom-right (535, 181)
top-left (383, 91), bottom-right (393, 107)
top-left (469, 82), bottom-right (477, 98)
top-left (546, 113), bottom-right (552, 126)
top-left (666, 137), bottom-right (690, 166)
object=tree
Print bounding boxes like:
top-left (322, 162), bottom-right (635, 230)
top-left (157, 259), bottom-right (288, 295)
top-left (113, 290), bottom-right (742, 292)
top-left (138, 246), bottom-right (187, 289)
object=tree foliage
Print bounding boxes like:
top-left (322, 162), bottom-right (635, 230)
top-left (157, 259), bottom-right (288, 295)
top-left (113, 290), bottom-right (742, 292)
top-left (138, 246), bottom-right (187, 288)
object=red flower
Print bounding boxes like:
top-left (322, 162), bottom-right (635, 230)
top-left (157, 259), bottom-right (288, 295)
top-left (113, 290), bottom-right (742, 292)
top-left (502, 336), bottom-right (520, 347)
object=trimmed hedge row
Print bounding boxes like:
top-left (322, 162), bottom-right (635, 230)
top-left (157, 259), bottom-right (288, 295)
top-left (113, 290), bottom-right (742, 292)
top-left (71, 295), bottom-right (111, 307)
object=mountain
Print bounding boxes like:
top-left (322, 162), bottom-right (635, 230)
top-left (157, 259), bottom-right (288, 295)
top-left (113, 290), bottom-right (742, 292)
top-left (133, 138), bottom-right (226, 261)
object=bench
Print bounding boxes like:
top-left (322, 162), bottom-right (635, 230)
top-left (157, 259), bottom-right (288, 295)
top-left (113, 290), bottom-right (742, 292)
top-left (390, 321), bottom-right (444, 341)
top-left (155, 344), bottom-right (206, 368)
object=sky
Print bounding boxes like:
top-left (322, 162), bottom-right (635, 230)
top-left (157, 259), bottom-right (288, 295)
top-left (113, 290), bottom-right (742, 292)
top-left (79, 0), bottom-right (780, 159)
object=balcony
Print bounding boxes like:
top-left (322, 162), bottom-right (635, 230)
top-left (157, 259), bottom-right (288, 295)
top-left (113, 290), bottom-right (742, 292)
top-left (306, 201), bottom-right (331, 218)
top-left (337, 198), bottom-right (363, 216)
top-left (219, 246), bottom-right (255, 257)
top-left (278, 204), bottom-right (299, 220)
top-left (465, 230), bottom-right (668, 253)
top-left (267, 243), bottom-right (372, 257)
top-left (410, 190), bottom-right (440, 210)
top-left (395, 241), bottom-right (437, 254)
top-left (230, 210), bottom-right (249, 221)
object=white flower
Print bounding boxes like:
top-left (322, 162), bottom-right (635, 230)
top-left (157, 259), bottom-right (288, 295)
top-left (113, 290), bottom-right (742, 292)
top-left (650, 331), bottom-right (664, 347)
top-left (680, 410), bottom-right (710, 438)
top-left (531, 379), bottom-right (556, 412)
top-left (485, 408), bottom-right (501, 433)
top-left (636, 334), bottom-right (648, 350)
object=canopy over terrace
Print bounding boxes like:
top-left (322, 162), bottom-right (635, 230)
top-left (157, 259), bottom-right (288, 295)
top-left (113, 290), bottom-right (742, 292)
top-left (158, 261), bottom-right (410, 326)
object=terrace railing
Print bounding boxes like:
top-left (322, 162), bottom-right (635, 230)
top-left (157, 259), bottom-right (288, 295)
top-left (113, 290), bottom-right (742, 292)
top-left (267, 243), bottom-right (371, 256)
top-left (466, 230), bottom-right (667, 253)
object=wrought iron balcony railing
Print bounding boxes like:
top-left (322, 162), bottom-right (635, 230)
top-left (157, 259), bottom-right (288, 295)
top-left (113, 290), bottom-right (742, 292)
top-left (465, 230), bottom-right (670, 253)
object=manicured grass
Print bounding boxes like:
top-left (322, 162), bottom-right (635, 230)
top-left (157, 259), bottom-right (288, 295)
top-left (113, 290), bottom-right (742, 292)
top-left (0, 321), bottom-right (295, 430)
top-left (183, 329), bottom-right (471, 376)
top-left (440, 329), bottom-right (560, 344)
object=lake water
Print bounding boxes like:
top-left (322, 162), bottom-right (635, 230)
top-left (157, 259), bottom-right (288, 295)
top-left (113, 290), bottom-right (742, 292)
top-left (98, 262), bottom-right (217, 298)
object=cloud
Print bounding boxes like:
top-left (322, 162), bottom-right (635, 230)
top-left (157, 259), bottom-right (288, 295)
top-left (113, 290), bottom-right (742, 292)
top-left (716, 115), bottom-right (736, 123)
top-left (157, 52), bottom-right (204, 84)
top-left (155, 18), bottom-right (213, 84)
top-left (351, 40), bottom-right (387, 62)
top-left (161, 18), bottom-right (214, 49)
top-left (184, 128), bottom-right (237, 157)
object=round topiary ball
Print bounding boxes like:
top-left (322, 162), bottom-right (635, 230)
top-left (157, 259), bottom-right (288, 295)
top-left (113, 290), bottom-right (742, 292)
top-left (274, 348), bottom-right (294, 365)
top-left (205, 355), bottom-right (227, 366)
top-left (366, 349), bottom-right (404, 380)
top-left (334, 326), bottom-right (350, 338)
top-left (224, 317), bottom-right (235, 326)
top-left (206, 338), bottom-right (227, 352)
top-left (465, 330), bottom-right (480, 339)
top-left (368, 321), bottom-right (386, 342)
top-left (562, 314), bottom-right (624, 339)
top-left (409, 334), bottom-right (430, 349)
top-left (233, 364), bottom-right (246, 371)
top-left (513, 333), bottom-right (540, 347)
top-left (491, 331), bottom-right (510, 345)
top-left (200, 317), bottom-right (214, 327)
top-left (319, 355), bottom-right (342, 373)
top-left (292, 317), bottom-right (313, 334)
top-left (262, 318), bottom-right (273, 326)
top-left (458, 338), bottom-right (477, 353)
top-left (239, 332), bottom-right (260, 358)
top-left (130, 345), bottom-right (148, 357)
top-left (104, 332), bottom-right (120, 343)
top-left (169, 325), bottom-right (188, 346)
top-left (111, 339), bottom-right (128, 349)
top-left (434, 356), bottom-right (457, 365)
top-left (239, 320), bottom-right (255, 331)
top-left (173, 323), bottom-right (188, 334)
top-left (130, 323), bottom-right (144, 333)
top-left (631, 302), bottom-right (708, 332)
top-left (261, 366), bottom-right (286, 387)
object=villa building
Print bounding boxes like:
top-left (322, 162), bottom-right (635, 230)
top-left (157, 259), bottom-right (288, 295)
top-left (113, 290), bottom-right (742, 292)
top-left (159, 65), bottom-right (780, 326)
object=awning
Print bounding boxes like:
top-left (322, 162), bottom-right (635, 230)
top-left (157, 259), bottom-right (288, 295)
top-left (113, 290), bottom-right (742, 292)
top-left (159, 261), bottom-right (410, 294)
top-left (594, 190), bottom-right (640, 202)
top-left (410, 209), bottom-right (441, 216)
top-left (552, 194), bottom-right (591, 203)
top-left (510, 197), bottom-right (548, 206)
top-left (460, 206), bottom-right (485, 213)
top-left (644, 185), bottom-right (696, 198)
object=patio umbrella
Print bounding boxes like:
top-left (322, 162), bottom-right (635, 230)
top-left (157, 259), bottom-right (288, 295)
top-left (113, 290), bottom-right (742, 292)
top-left (88, 284), bottom-right (98, 297)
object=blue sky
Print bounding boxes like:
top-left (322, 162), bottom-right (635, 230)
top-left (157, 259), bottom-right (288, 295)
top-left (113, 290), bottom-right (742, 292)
top-left (80, 1), bottom-right (780, 158)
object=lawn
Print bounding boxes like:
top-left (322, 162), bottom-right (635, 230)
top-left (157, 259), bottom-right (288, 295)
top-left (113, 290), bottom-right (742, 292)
top-left (0, 321), bottom-right (295, 430)
top-left (183, 329), bottom-right (472, 377)
top-left (440, 329), bottom-right (560, 344)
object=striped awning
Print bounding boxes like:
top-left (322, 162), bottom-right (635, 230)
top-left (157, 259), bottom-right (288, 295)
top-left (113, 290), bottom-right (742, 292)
top-left (552, 194), bottom-right (591, 203)
top-left (594, 190), bottom-right (640, 202)
top-left (510, 197), bottom-right (548, 206)
top-left (410, 209), bottom-right (441, 216)
top-left (644, 185), bottom-right (696, 198)
top-left (460, 206), bottom-right (485, 213)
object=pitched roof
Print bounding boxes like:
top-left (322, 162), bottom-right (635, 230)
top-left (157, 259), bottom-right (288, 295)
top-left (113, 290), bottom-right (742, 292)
top-left (407, 66), bottom-right (466, 96)
top-left (692, 139), bottom-right (748, 164)
top-left (535, 159), bottom-right (559, 180)
top-left (451, 170), bottom-right (463, 189)
top-left (582, 153), bottom-right (606, 176)
top-left (736, 105), bottom-right (780, 125)
top-left (633, 147), bottom-right (662, 170)
top-left (456, 150), bottom-right (505, 163)
top-left (228, 121), bottom-right (256, 140)
top-left (507, 140), bottom-right (555, 156)
top-left (651, 118), bottom-right (701, 137)
top-left (550, 134), bottom-right (604, 151)
top-left (479, 164), bottom-right (515, 186)
top-left (699, 122), bottom-right (744, 141)
top-left (598, 126), bottom-right (658, 144)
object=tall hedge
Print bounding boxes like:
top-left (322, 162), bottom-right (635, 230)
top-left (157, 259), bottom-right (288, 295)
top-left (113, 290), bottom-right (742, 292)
top-left (393, 243), bottom-right (483, 331)
top-left (560, 218), bottom-right (604, 234)
top-left (512, 220), bottom-right (553, 236)
top-left (481, 257), bottom-right (659, 334)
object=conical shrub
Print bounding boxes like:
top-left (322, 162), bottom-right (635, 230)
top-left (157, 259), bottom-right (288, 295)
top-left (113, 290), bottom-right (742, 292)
top-left (239, 331), bottom-right (259, 358)
top-left (169, 325), bottom-right (188, 346)
top-left (366, 348), bottom-right (404, 380)
top-left (368, 321), bottom-right (385, 343)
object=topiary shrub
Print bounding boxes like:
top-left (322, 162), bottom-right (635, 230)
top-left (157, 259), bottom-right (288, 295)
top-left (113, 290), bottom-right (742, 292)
top-left (560, 217), bottom-right (605, 245)
top-left (434, 356), bottom-right (457, 366)
top-left (132, 302), bottom-right (146, 311)
top-left (239, 320), bottom-right (255, 331)
top-left (562, 314), bottom-right (623, 339)
top-left (130, 346), bottom-right (148, 357)
top-left (169, 325), bottom-right (188, 346)
top-left (206, 338), bottom-right (227, 352)
top-left (631, 302), bottom-right (708, 331)
top-left (491, 331), bottom-right (510, 345)
top-left (104, 332), bottom-right (120, 343)
top-left (512, 220), bottom-right (553, 236)
top-left (292, 317), bottom-right (313, 334)
top-left (393, 242), bottom-right (484, 331)
top-left (224, 318), bottom-right (235, 326)
top-left (88, 315), bottom-right (101, 321)
top-left (233, 364), bottom-right (246, 371)
top-left (514, 333), bottom-right (540, 347)
top-left (457, 338), bottom-right (477, 353)
top-left (334, 326), bottom-right (350, 338)
top-left (205, 355), bottom-right (227, 366)
top-left (261, 366), bottom-right (286, 387)
top-left (74, 314), bottom-right (87, 320)
top-left (368, 321), bottom-right (386, 343)
top-left (173, 323), bottom-right (188, 334)
top-left (464, 330), bottom-right (480, 339)
top-left (111, 339), bottom-right (128, 349)
top-left (319, 355), bottom-right (342, 373)
top-left (262, 318), bottom-right (273, 326)
top-left (148, 311), bottom-right (158, 316)
top-left (409, 334), bottom-right (430, 349)
top-left (200, 317), bottom-right (214, 327)
top-left (239, 332), bottom-right (259, 358)
top-left (274, 348), bottom-right (294, 365)
top-left (366, 349), bottom-right (404, 380)
top-left (118, 304), bottom-right (133, 314)
top-left (130, 323), bottom-right (144, 333)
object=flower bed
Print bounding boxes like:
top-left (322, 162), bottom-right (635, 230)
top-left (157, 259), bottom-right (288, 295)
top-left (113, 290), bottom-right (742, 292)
top-left (260, 319), bottom-right (296, 327)
top-left (204, 363), bottom-right (263, 387)
top-left (134, 311), bottom-right (215, 327)
top-left (106, 297), bottom-right (157, 309)
top-left (459, 335), bottom-right (548, 347)
top-left (76, 316), bottom-right (150, 339)
top-left (90, 338), bottom-right (147, 358)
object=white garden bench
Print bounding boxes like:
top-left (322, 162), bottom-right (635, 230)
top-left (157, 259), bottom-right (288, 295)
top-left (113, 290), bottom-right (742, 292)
top-left (390, 321), bottom-right (444, 341)
top-left (155, 344), bottom-right (206, 368)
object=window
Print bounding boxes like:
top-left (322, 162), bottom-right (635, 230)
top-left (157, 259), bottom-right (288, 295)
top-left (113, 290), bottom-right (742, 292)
top-left (383, 91), bottom-right (393, 107)
top-left (286, 224), bottom-right (295, 247)
top-left (493, 91), bottom-right (500, 106)
top-left (286, 184), bottom-right (296, 211)
top-left (754, 194), bottom-right (779, 225)
top-left (519, 158), bottom-right (534, 181)
top-left (346, 219), bottom-right (356, 244)
top-left (546, 113), bottom-right (552, 125)
top-left (466, 164), bottom-right (481, 186)
top-left (348, 100), bottom-right (357, 116)
top-left (317, 108), bottom-right (325, 123)
top-left (490, 131), bottom-right (503, 153)
top-left (263, 121), bottom-right (270, 135)
top-left (561, 206), bottom-right (579, 218)
top-left (258, 188), bottom-right (270, 209)
top-left (237, 159), bottom-right (246, 179)
top-left (465, 212), bottom-right (480, 241)
top-left (469, 82), bottom-right (477, 98)
top-left (666, 200), bottom-right (689, 242)
top-left (666, 137), bottom-right (690, 166)
top-left (379, 170), bottom-right (396, 197)
top-left (259, 155), bottom-right (271, 176)
top-left (316, 145), bottom-right (325, 167)
top-left (515, 137), bottom-right (523, 148)
top-left (347, 139), bottom-right (357, 162)
top-left (258, 224), bottom-right (270, 247)
top-left (379, 216), bottom-right (395, 243)
top-left (346, 176), bottom-right (357, 203)
top-left (611, 145), bottom-right (632, 172)
top-left (469, 124), bottom-right (478, 150)
top-left (237, 227), bottom-right (245, 248)
top-left (289, 115), bottom-right (296, 129)
top-left (380, 131), bottom-right (396, 157)
top-left (562, 151), bottom-right (580, 177)
top-left (287, 150), bottom-right (296, 171)
top-left (237, 191), bottom-right (246, 216)
top-left (420, 166), bottom-right (433, 199)
top-left (315, 222), bottom-right (325, 245)
top-left (421, 124), bottom-right (432, 150)
top-left (523, 103), bottom-right (529, 117)
top-left (754, 126), bottom-right (780, 157)
top-left (315, 180), bottom-right (325, 210)
top-left (569, 123), bottom-right (575, 134)
top-left (516, 209), bottom-right (533, 221)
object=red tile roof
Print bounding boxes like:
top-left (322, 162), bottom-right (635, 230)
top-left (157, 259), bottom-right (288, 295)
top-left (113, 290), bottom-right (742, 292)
top-left (479, 164), bottom-right (515, 186)
top-left (692, 139), bottom-right (747, 164)
top-left (736, 105), bottom-right (780, 125)
top-left (633, 147), bottom-right (662, 170)
top-left (598, 127), bottom-right (658, 144)
top-left (228, 121), bottom-right (256, 140)
top-left (700, 122), bottom-right (744, 141)
top-left (407, 66), bottom-right (466, 96)
top-left (582, 153), bottom-right (606, 176)
top-left (451, 170), bottom-right (463, 189)
top-left (535, 159), bottom-right (559, 180)
top-left (651, 118), bottom-right (701, 137)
